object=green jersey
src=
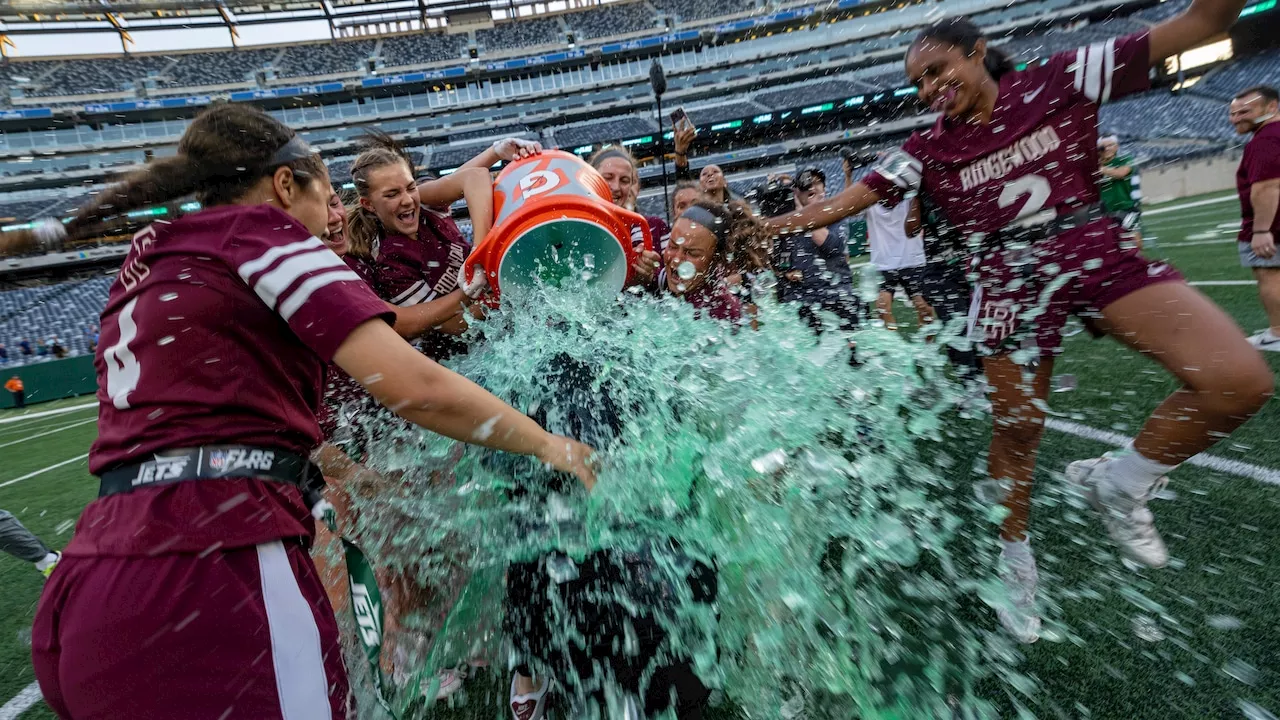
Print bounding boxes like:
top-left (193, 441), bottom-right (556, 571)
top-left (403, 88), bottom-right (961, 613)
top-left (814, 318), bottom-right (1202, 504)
top-left (1099, 154), bottom-right (1139, 213)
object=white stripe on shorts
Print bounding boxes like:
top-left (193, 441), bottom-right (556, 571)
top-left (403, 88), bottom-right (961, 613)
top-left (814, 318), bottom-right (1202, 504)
top-left (257, 541), bottom-right (331, 720)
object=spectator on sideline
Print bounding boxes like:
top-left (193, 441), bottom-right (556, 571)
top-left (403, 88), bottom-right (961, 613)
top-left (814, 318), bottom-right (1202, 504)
top-left (18, 339), bottom-right (31, 357)
top-left (36, 339), bottom-right (48, 357)
top-left (863, 193), bottom-right (936, 333)
top-left (1098, 136), bottom-right (1146, 250)
top-left (670, 122), bottom-right (736, 207)
top-left (1229, 85), bottom-right (1280, 352)
top-left (0, 343), bottom-right (8, 364)
top-left (5, 374), bottom-right (24, 408)
top-left (0, 509), bottom-right (61, 577)
top-left (51, 338), bottom-right (67, 359)
top-left (775, 167), bottom-right (859, 335)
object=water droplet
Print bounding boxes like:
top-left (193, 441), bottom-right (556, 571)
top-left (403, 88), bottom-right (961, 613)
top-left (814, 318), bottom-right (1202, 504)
top-left (1223, 659), bottom-right (1258, 685)
top-left (157, 336), bottom-right (175, 346)
top-left (676, 261), bottom-right (697, 280)
top-left (160, 293), bottom-right (179, 302)
top-left (1132, 615), bottom-right (1164, 642)
top-left (1208, 615), bottom-right (1243, 630)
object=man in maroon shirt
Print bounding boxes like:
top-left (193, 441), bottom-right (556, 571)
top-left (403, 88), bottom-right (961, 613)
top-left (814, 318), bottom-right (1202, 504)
top-left (1230, 84), bottom-right (1280, 351)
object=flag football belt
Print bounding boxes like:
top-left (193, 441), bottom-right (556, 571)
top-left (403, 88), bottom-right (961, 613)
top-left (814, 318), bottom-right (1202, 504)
top-left (993, 203), bottom-right (1104, 246)
top-left (97, 445), bottom-right (317, 500)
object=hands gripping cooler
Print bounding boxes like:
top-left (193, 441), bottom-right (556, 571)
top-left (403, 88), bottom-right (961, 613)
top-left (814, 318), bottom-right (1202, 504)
top-left (463, 151), bottom-right (653, 304)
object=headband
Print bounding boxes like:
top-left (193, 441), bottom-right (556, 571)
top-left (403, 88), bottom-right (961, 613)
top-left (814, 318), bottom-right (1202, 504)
top-left (679, 205), bottom-right (730, 245)
top-left (269, 136), bottom-right (316, 167)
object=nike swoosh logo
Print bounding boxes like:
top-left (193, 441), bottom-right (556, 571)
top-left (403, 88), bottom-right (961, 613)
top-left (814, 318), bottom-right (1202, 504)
top-left (1023, 85), bottom-right (1046, 103)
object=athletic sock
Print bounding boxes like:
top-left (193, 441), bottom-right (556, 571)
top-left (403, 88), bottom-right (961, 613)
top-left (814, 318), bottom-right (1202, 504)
top-left (1108, 443), bottom-right (1176, 500)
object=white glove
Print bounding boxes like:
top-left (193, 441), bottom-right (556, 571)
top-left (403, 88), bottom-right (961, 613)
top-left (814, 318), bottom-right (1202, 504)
top-left (458, 265), bottom-right (489, 300)
top-left (32, 217), bottom-right (67, 253)
top-left (491, 138), bottom-right (543, 162)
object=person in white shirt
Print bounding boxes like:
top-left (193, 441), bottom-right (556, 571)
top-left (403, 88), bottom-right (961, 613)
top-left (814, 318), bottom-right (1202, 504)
top-left (864, 196), bottom-right (936, 331)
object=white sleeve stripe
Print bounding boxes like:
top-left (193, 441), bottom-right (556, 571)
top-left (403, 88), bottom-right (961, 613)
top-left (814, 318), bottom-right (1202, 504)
top-left (278, 269), bottom-right (362, 322)
top-left (395, 282), bottom-right (437, 307)
top-left (1101, 37), bottom-right (1116, 103)
top-left (236, 236), bottom-right (327, 282)
top-left (1084, 42), bottom-right (1104, 102)
top-left (389, 279), bottom-right (426, 305)
top-left (1073, 47), bottom-right (1085, 92)
top-left (254, 247), bottom-right (349, 309)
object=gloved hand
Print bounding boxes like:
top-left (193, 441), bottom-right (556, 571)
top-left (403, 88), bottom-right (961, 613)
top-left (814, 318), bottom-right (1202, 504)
top-left (492, 138), bottom-right (543, 162)
top-left (457, 265), bottom-right (489, 300)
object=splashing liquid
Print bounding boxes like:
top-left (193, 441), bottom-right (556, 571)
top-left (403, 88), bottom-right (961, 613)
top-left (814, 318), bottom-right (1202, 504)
top-left (334, 279), bottom-right (1015, 719)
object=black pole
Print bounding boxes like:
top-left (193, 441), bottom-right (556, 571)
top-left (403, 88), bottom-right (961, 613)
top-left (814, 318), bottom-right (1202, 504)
top-left (649, 60), bottom-right (671, 227)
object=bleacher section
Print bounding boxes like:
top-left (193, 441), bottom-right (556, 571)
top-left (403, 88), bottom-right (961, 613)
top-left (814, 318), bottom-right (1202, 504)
top-left (755, 80), bottom-right (864, 111)
top-left (650, 0), bottom-right (751, 22)
top-left (278, 41), bottom-right (376, 78)
top-left (0, 276), bottom-right (112, 365)
top-left (380, 33), bottom-right (467, 69)
top-left (1100, 91), bottom-right (1238, 142)
top-left (571, 2), bottom-right (660, 40)
top-left (1188, 49), bottom-right (1280, 101)
top-left (163, 48), bottom-right (278, 88)
top-left (476, 18), bottom-right (562, 52)
top-left (551, 116), bottom-right (658, 148)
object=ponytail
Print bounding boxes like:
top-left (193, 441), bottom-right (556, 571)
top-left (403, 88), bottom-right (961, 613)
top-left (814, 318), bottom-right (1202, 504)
top-left (913, 16), bottom-right (1016, 81)
top-left (0, 103), bottom-right (323, 257)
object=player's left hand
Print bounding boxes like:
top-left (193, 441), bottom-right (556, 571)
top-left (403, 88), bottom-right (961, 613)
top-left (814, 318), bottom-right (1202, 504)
top-left (631, 249), bottom-right (661, 284)
top-left (458, 265), bottom-right (489, 299)
top-left (1253, 231), bottom-right (1276, 259)
top-left (492, 138), bottom-right (542, 162)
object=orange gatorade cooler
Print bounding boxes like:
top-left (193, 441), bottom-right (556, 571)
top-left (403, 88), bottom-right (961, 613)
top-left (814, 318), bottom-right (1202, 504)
top-left (463, 150), bottom-right (653, 304)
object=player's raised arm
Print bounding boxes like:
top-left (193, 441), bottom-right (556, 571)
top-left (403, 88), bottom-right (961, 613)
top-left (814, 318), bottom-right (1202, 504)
top-left (418, 166), bottom-right (494, 242)
top-left (765, 182), bottom-right (882, 235)
top-left (1148, 0), bottom-right (1248, 67)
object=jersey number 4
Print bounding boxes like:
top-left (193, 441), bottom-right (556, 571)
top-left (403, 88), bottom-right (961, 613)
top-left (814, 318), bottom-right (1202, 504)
top-left (103, 297), bottom-right (141, 410)
top-left (997, 174), bottom-right (1051, 220)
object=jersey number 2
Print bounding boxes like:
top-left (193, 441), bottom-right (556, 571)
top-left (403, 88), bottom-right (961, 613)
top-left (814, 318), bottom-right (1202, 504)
top-left (998, 174), bottom-right (1051, 220)
top-left (104, 298), bottom-right (141, 410)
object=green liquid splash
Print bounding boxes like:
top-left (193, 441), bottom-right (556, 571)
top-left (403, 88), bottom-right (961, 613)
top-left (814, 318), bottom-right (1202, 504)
top-left (334, 278), bottom-right (1020, 719)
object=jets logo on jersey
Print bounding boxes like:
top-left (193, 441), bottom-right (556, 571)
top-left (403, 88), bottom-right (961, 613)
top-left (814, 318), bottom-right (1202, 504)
top-left (350, 582), bottom-right (383, 648)
top-left (131, 455), bottom-right (191, 487)
top-left (207, 448), bottom-right (276, 475)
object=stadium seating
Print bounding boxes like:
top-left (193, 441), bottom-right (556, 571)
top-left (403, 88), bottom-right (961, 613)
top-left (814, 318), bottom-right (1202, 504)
top-left (26, 56), bottom-right (170, 97)
top-left (1099, 90), bottom-right (1238, 143)
top-left (380, 32), bottom-right (467, 69)
top-left (162, 48), bottom-right (279, 88)
top-left (277, 40), bottom-right (376, 78)
top-left (476, 18), bottom-right (563, 52)
top-left (570, 2), bottom-right (661, 40)
top-left (754, 80), bottom-right (864, 111)
top-left (649, 0), bottom-right (752, 22)
top-left (681, 101), bottom-right (770, 126)
top-left (551, 116), bottom-right (658, 148)
top-left (1188, 49), bottom-right (1280, 101)
top-left (1131, 0), bottom-right (1193, 23)
top-left (0, 275), bottom-right (113, 365)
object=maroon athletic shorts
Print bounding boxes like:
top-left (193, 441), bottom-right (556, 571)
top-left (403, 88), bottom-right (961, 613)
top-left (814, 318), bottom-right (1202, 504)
top-left (966, 218), bottom-right (1182, 358)
top-left (32, 540), bottom-right (350, 720)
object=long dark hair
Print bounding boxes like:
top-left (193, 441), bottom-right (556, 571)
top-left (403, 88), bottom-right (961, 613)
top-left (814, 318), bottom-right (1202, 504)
top-left (913, 17), bottom-right (1016, 81)
top-left (685, 198), bottom-right (772, 277)
top-left (5, 103), bottom-right (323, 250)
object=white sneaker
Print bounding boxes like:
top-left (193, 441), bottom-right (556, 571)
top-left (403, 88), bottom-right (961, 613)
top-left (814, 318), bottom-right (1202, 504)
top-left (1247, 329), bottom-right (1280, 352)
top-left (510, 673), bottom-right (549, 720)
top-left (996, 542), bottom-right (1041, 644)
top-left (1068, 456), bottom-right (1169, 568)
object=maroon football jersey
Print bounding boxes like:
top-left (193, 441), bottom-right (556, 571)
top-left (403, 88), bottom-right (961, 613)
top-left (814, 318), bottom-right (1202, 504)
top-left (373, 210), bottom-right (472, 307)
top-left (1236, 120), bottom-right (1280, 243)
top-left (343, 251), bottom-right (379, 285)
top-left (74, 204), bottom-right (391, 556)
top-left (866, 33), bottom-right (1152, 234)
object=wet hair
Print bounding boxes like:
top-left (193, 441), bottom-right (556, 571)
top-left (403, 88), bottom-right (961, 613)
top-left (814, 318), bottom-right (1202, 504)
top-left (681, 199), bottom-right (771, 276)
top-left (5, 103), bottom-right (323, 250)
top-left (913, 16), bottom-right (1016, 81)
top-left (346, 130), bottom-right (415, 259)
top-left (1235, 85), bottom-right (1279, 104)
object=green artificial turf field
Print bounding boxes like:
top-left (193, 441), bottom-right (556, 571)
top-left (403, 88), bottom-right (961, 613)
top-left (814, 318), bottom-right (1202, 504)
top-left (0, 193), bottom-right (1276, 719)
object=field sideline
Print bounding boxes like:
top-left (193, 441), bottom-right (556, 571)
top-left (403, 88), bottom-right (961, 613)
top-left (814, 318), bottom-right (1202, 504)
top-left (1, 191), bottom-right (1277, 719)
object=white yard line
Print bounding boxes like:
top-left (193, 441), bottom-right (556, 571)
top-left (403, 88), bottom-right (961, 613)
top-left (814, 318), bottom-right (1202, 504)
top-left (0, 682), bottom-right (41, 720)
top-left (1145, 194), bottom-right (1238, 216)
top-left (0, 402), bottom-right (98, 426)
top-left (0, 453), bottom-right (89, 489)
top-left (0, 417), bottom-right (98, 450)
top-left (1046, 419), bottom-right (1280, 486)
